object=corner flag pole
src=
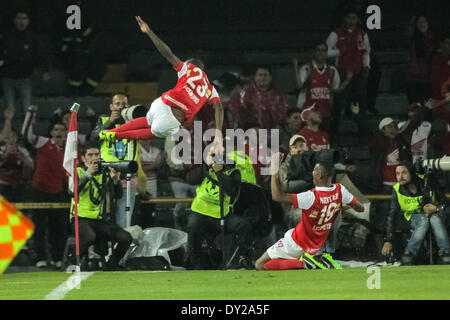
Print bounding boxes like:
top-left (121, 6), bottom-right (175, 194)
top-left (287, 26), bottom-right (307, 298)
top-left (71, 103), bottom-right (81, 267)
top-left (64, 103), bottom-right (81, 267)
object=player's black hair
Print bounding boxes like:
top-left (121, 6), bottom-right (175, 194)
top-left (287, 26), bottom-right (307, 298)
top-left (317, 161), bottom-right (335, 179)
top-left (186, 58), bottom-right (205, 70)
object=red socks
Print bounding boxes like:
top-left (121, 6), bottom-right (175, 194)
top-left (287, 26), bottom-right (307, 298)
top-left (109, 117), bottom-right (154, 140)
top-left (114, 129), bottom-right (154, 140)
top-left (264, 259), bottom-right (304, 270)
top-left (109, 117), bottom-right (149, 133)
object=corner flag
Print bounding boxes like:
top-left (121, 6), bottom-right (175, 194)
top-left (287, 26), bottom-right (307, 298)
top-left (63, 103), bottom-right (80, 176)
top-left (63, 103), bottom-right (81, 265)
top-left (0, 196), bottom-right (34, 275)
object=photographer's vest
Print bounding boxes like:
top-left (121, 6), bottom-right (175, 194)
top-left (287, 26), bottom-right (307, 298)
top-left (191, 167), bottom-right (236, 219)
top-left (100, 117), bottom-right (138, 162)
top-left (227, 151), bottom-right (256, 184)
top-left (70, 168), bottom-right (105, 220)
top-left (393, 177), bottom-right (434, 221)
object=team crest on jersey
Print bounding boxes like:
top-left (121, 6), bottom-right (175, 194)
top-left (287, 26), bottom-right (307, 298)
top-left (309, 210), bottom-right (319, 218)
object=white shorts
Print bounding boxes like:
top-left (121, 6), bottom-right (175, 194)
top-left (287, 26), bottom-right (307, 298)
top-left (267, 229), bottom-right (305, 260)
top-left (146, 97), bottom-right (182, 138)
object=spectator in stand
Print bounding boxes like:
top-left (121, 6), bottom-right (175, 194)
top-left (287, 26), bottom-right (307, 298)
top-left (52, 106), bottom-right (97, 145)
top-left (293, 43), bottom-right (351, 132)
top-left (21, 105), bottom-right (68, 269)
top-left (135, 137), bottom-right (164, 228)
top-left (58, 0), bottom-right (105, 95)
top-left (367, 117), bottom-right (412, 259)
top-left (430, 33), bottom-right (450, 102)
top-left (0, 108), bottom-right (33, 202)
top-left (279, 135), bottom-right (309, 195)
top-left (326, 8), bottom-right (371, 143)
top-left (239, 125), bottom-right (273, 189)
top-left (298, 107), bottom-right (330, 152)
top-left (398, 102), bottom-right (433, 164)
top-left (404, 15), bottom-right (438, 104)
top-left (140, 138), bottom-right (164, 199)
top-left (164, 129), bottom-right (201, 230)
top-left (427, 33), bottom-right (450, 150)
top-left (278, 135), bottom-right (309, 229)
top-left (279, 108), bottom-right (303, 152)
top-left (226, 66), bottom-right (288, 130)
top-left (0, 10), bottom-right (51, 122)
top-left (299, 107), bottom-right (358, 175)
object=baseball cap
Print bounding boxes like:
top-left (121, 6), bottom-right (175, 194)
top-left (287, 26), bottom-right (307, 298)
top-left (379, 117), bottom-right (394, 131)
top-left (289, 134), bottom-right (306, 146)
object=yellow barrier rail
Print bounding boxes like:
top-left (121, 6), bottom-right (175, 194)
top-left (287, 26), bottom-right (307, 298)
top-left (11, 194), bottom-right (450, 210)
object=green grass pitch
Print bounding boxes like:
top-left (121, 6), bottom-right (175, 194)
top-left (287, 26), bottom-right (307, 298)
top-left (1, 265), bottom-right (450, 300)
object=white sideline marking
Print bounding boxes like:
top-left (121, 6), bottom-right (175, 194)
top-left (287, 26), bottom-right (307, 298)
top-left (43, 272), bottom-right (94, 300)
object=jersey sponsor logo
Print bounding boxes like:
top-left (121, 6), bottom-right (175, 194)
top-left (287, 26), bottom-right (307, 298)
top-left (310, 87), bottom-right (330, 100)
top-left (308, 210), bottom-right (319, 218)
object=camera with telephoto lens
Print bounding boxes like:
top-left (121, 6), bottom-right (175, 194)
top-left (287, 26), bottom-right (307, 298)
top-left (421, 156), bottom-right (450, 171)
top-left (98, 159), bottom-right (138, 174)
top-left (121, 104), bottom-right (147, 122)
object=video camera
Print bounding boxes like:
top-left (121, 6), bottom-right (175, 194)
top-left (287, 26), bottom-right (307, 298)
top-left (121, 104), bottom-right (147, 122)
top-left (98, 159), bottom-right (138, 174)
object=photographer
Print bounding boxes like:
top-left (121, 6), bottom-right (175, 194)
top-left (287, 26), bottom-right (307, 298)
top-left (187, 147), bottom-right (252, 270)
top-left (69, 141), bottom-right (132, 270)
top-left (381, 162), bottom-right (450, 265)
top-left (91, 93), bottom-right (144, 228)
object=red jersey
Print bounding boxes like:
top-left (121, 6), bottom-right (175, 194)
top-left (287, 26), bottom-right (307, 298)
top-left (298, 127), bottom-right (330, 152)
top-left (161, 61), bottom-right (220, 121)
top-left (430, 52), bottom-right (450, 99)
top-left (291, 183), bottom-right (356, 254)
top-left (32, 139), bottom-right (67, 194)
top-left (381, 139), bottom-right (400, 185)
top-left (335, 26), bottom-right (367, 75)
top-left (303, 64), bottom-right (336, 118)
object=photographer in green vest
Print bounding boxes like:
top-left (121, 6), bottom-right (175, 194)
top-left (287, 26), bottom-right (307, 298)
top-left (187, 147), bottom-right (252, 270)
top-left (90, 93), bottom-right (143, 228)
top-left (381, 162), bottom-right (450, 265)
top-left (69, 141), bottom-right (132, 270)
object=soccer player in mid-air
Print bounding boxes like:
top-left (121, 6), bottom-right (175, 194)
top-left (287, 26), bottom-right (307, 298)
top-left (100, 16), bottom-right (224, 145)
top-left (255, 153), bottom-right (365, 270)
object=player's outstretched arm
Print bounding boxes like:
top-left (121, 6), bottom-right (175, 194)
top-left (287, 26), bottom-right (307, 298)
top-left (271, 153), bottom-right (293, 204)
top-left (352, 201), bottom-right (365, 213)
top-left (135, 16), bottom-right (181, 69)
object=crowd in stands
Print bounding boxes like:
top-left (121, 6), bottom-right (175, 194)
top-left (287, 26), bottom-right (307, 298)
top-left (0, 3), bottom-right (449, 270)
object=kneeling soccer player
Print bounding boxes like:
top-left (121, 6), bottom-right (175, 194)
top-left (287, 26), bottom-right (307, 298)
top-left (255, 153), bottom-right (364, 271)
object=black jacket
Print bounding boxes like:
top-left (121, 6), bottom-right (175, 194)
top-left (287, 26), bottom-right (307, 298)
top-left (385, 174), bottom-right (448, 241)
top-left (0, 29), bottom-right (50, 78)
